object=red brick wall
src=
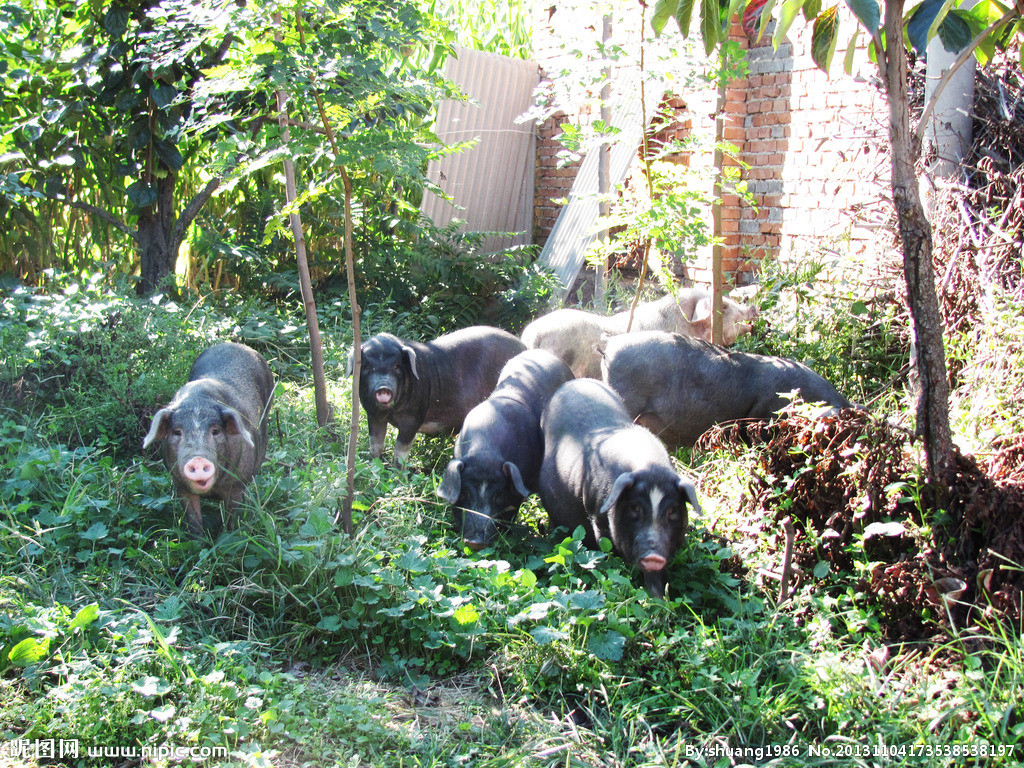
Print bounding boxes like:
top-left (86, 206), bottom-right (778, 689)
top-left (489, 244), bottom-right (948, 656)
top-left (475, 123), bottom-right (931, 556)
top-left (533, 110), bottom-right (584, 243)
top-left (531, 5), bottom-right (892, 288)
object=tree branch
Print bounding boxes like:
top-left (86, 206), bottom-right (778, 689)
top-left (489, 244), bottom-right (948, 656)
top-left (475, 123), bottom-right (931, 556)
top-left (58, 198), bottom-right (136, 241)
top-left (171, 175), bottom-right (224, 251)
top-left (914, 8), bottom-right (1018, 147)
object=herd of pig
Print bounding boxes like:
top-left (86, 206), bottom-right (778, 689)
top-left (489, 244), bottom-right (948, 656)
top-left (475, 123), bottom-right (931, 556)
top-left (144, 287), bottom-right (851, 597)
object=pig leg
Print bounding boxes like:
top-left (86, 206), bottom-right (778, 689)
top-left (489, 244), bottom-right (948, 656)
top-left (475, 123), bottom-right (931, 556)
top-left (367, 415), bottom-right (389, 459)
top-left (393, 418), bottom-right (420, 465)
top-left (183, 493), bottom-right (204, 537)
top-left (223, 484), bottom-right (245, 532)
top-left (393, 431), bottom-right (417, 465)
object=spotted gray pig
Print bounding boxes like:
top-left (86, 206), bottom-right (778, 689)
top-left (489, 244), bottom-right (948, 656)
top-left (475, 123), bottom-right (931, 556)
top-left (539, 378), bottom-right (701, 597)
top-left (143, 342), bottom-right (274, 535)
top-left (521, 287), bottom-right (756, 378)
top-left (353, 327), bottom-right (526, 464)
top-left (437, 349), bottom-right (574, 550)
top-left (601, 330), bottom-right (852, 449)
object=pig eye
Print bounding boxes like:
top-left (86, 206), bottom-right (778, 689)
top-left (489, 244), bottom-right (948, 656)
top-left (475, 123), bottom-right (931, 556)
top-left (629, 503), bottom-right (644, 521)
top-left (171, 428), bottom-right (183, 438)
top-left (211, 426), bottom-right (222, 436)
top-left (665, 506), bottom-right (682, 523)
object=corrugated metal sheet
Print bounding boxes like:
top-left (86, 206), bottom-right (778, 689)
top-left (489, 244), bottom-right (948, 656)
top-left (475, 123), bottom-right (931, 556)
top-left (422, 47), bottom-right (539, 254)
top-left (538, 88), bottom-right (663, 298)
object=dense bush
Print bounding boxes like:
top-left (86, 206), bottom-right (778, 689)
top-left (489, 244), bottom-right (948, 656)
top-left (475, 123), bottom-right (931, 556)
top-left (739, 251), bottom-right (909, 409)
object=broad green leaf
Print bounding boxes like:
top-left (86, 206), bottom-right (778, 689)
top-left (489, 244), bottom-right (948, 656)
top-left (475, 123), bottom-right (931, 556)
top-left (453, 604), bottom-right (479, 625)
top-left (103, 6), bottom-right (128, 37)
top-left (9, 636), bottom-right (50, 667)
top-left (844, 0), bottom-right (880, 33)
top-left (132, 675), bottom-right (172, 697)
top-left (517, 569), bottom-right (538, 589)
top-left (588, 630), bottom-right (627, 661)
top-left (907, 0), bottom-right (944, 53)
top-left (299, 508), bottom-right (334, 538)
top-left (675, 0), bottom-right (697, 36)
top-left (150, 83), bottom-right (176, 110)
top-left (529, 626), bottom-right (568, 645)
top-left (126, 181), bottom-right (157, 209)
top-left (937, 10), bottom-right (973, 52)
top-left (927, 0), bottom-right (961, 41)
top-left (811, 5), bottom-right (840, 72)
top-left (700, 0), bottom-right (720, 54)
top-left (773, 0), bottom-right (808, 50)
top-left (154, 140), bottom-right (183, 171)
top-left (68, 603), bottom-right (100, 632)
top-left (568, 590), bottom-right (605, 612)
top-left (652, 0), bottom-right (680, 35)
top-left (80, 521), bottom-right (108, 542)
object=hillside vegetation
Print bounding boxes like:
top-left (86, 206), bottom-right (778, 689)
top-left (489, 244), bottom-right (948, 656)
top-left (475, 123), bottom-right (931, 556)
top-left (1, 246), bottom-right (1022, 766)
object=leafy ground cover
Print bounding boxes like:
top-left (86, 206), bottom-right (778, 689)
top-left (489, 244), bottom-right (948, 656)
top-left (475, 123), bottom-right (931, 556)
top-left (1, 260), bottom-right (1022, 767)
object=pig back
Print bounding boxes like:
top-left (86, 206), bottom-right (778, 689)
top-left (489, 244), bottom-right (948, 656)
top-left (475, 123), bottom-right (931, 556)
top-left (539, 379), bottom-right (640, 528)
top-left (494, 349), bottom-right (575, 421)
top-left (418, 326), bottom-right (526, 428)
top-left (520, 310), bottom-right (613, 379)
top-left (603, 331), bottom-right (849, 448)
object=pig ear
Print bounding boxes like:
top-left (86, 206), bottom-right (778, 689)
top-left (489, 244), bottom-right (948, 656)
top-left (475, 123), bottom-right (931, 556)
top-left (502, 462), bottom-right (531, 498)
top-left (437, 460), bottom-right (463, 503)
top-left (346, 349), bottom-right (355, 377)
top-left (401, 345), bottom-right (420, 380)
top-left (690, 298), bottom-right (713, 340)
top-left (600, 472), bottom-right (635, 516)
top-left (677, 479), bottom-right (702, 515)
top-left (691, 297), bottom-right (712, 323)
top-left (142, 408), bottom-right (173, 449)
top-left (220, 407), bottom-right (256, 448)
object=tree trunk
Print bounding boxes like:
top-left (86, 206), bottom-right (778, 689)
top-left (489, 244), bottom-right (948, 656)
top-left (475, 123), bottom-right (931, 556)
top-left (883, 0), bottom-right (955, 484)
top-left (340, 166), bottom-right (359, 537)
top-left (136, 173), bottom-right (177, 295)
top-left (275, 17), bottom-right (332, 430)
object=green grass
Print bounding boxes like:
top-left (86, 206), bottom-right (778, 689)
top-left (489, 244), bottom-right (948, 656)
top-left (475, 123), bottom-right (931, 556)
top-left (1, 268), bottom-right (1022, 767)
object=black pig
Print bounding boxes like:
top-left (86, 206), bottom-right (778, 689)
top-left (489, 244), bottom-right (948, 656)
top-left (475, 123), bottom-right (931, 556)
top-left (601, 330), bottom-right (852, 449)
top-left (437, 349), bottom-right (574, 550)
top-left (539, 378), bottom-right (700, 597)
top-left (143, 342), bottom-right (275, 535)
top-left (353, 327), bottom-right (526, 463)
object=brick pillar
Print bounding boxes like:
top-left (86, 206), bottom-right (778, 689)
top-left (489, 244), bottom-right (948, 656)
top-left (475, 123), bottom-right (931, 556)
top-left (731, 19), bottom-right (792, 278)
top-left (534, 111), bottom-right (584, 245)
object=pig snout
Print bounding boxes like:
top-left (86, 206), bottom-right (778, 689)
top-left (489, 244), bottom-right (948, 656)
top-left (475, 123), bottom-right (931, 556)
top-left (639, 553), bottom-right (667, 572)
top-left (374, 387), bottom-right (394, 406)
top-left (459, 506), bottom-right (500, 551)
top-left (182, 456), bottom-right (217, 493)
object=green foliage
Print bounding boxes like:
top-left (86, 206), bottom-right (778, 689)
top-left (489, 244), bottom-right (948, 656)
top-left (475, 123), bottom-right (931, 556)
top-left (351, 220), bottom-right (558, 338)
top-left (427, 0), bottom-right (534, 59)
top-left (0, 0), bottom-right (462, 293)
top-left (738, 252), bottom-right (908, 407)
top-left (2, 281), bottom-right (1023, 766)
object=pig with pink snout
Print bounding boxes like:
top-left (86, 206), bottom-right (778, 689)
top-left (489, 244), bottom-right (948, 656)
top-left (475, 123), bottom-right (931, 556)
top-left (143, 342), bottom-right (275, 536)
